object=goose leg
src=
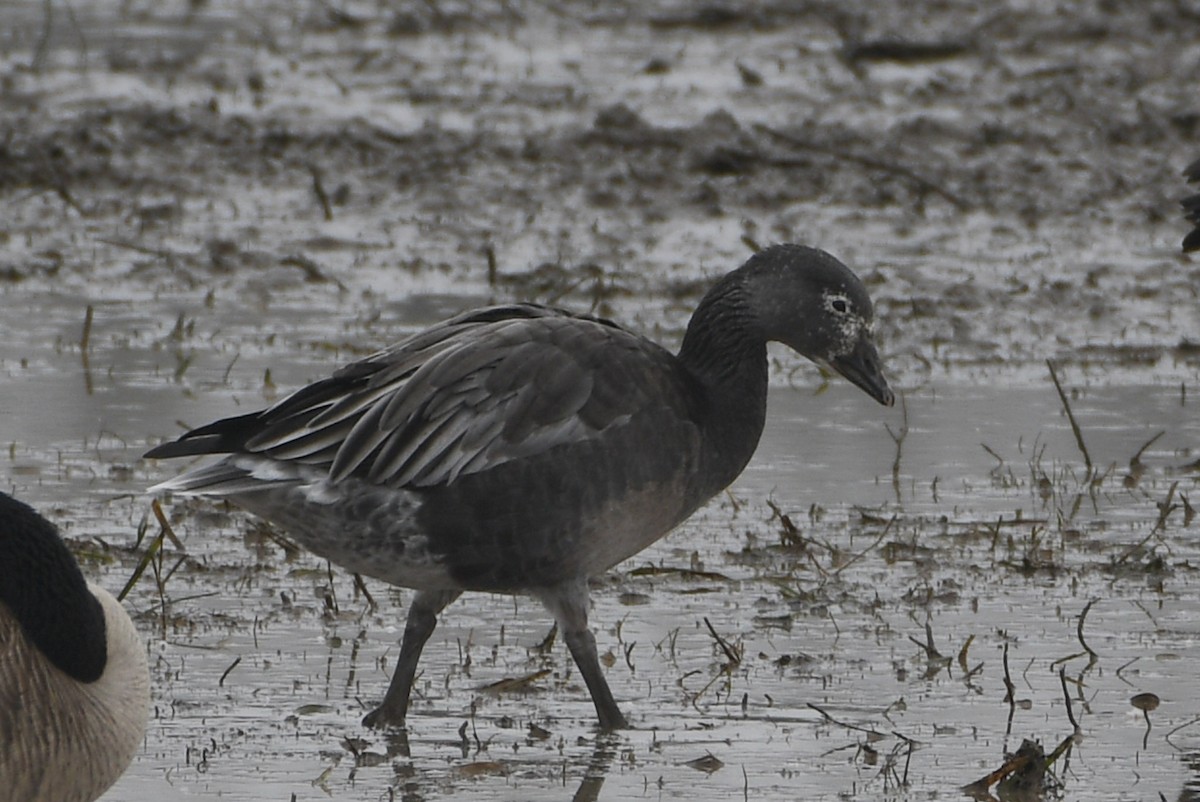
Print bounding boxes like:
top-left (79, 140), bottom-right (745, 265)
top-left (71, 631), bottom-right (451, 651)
top-left (363, 588), bottom-right (461, 729)
top-left (538, 580), bottom-right (629, 730)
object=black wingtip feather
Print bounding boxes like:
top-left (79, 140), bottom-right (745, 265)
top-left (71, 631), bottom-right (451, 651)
top-left (144, 410), bottom-right (268, 459)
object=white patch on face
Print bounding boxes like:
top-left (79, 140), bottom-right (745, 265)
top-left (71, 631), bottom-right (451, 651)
top-left (821, 289), bottom-right (867, 356)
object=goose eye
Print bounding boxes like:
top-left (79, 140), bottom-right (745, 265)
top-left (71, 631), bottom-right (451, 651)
top-left (831, 299), bottom-right (848, 313)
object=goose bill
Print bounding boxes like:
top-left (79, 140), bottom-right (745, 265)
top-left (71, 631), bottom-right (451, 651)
top-left (829, 338), bottom-right (894, 407)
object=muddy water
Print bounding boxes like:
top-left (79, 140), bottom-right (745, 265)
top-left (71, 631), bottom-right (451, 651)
top-left (3, 0), bottom-right (1200, 800)
top-left (4, 334), bottom-right (1200, 800)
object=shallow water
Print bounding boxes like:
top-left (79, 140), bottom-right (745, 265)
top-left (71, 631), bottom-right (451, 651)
top-left (5, 352), bottom-right (1200, 800)
top-left (3, 1), bottom-right (1200, 800)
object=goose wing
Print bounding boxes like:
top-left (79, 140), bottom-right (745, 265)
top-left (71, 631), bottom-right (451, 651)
top-left (146, 304), bottom-right (698, 489)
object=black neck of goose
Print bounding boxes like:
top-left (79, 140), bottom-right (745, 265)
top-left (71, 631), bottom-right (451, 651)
top-left (678, 271), bottom-right (768, 389)
top-left (0, 494), bottom-right (108, 683)
top-left (677, 272), bottom-right (770, 496)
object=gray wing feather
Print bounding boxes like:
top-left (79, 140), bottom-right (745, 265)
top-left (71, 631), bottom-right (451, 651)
top-left (150, 457), bottom-right (312, 496)
top-left (344, 320), bottom-right (614, 486)
top-left (217, 304), bottom-right (691, 490)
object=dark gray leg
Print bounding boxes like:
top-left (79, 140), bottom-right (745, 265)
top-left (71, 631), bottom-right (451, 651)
top-left (363, 588), bottom-right (461, 729)
top-left (538, 579), bottom-right (629, 730)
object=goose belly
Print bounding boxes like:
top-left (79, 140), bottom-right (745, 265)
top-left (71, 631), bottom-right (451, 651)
top-left (230, 479), bottom-right (456, 590)
top-left (414, 439), bottom-right (703, 592)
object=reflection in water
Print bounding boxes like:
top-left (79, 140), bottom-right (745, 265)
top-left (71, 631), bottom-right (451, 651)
top-left (571, 733), bottom-right (619, 802)
top-left (1180, 748), bottom-right (1200, 802)
top-left (365, 726), bottom-right (618, 799)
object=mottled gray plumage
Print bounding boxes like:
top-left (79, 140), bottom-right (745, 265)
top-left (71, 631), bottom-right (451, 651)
top-left (146, 243), bottom-right (893, 730)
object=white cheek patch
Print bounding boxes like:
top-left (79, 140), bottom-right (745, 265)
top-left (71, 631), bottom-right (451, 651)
top-left (821, 290), bottom-right (865, 356)
top-left (821, 290), bottom-right (850, 316)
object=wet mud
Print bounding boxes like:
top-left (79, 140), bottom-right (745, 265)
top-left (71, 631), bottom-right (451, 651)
top-left (2, 1), bottom-right (1200, 800)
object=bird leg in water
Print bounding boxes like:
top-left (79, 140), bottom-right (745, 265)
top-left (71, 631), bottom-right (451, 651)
top-left (538, 579), bottom-right (630, 730)
top-left (363, 588), bottom-right (461, 728)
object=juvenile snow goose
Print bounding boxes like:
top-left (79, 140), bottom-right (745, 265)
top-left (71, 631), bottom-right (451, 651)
top-left (145, 243), bottom-right (893, 730)
top-left (0, 492), bottom-right (149, 802)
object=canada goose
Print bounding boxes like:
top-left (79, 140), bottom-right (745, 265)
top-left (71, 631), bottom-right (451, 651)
top-left (0, 492), bottom-right (149, 802)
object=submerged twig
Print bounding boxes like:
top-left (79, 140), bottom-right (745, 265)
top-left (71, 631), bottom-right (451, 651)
top-left (1001, 642), bottom-right (1016, 735)
top-left (765, 498), bottom-right (806, 547)
top-left (480, 669), bottom-right (551, 695)
top-left (687, 619), bottom-right (743, 713)
top-left (1115, 481), bottom-right (1179, 564)
top-left (833, 514), bottom-right (896, 577)
top-left (1124, 431), bottom-right (1165, 488)
top-left (1077, 599), bottom-right (1098, 662)
top-left (219, 656), bottom-right (241, 687)
top-left (884, 393), bottom-right (908, 503)
top-left (957, 634), bottom-right (975, 673)
top-left (1046, 360), bottom-right (1092, 476)
top-left (981, 442), bottom-right (1004, 467)
top-left (118, 500), bottom-right (177, 601)
top-left (1059, 668), bottom-right (1079, 732)
top-left (807, 702), bottom-right (885, 738)
top-left (80, 304), bottom-right (93, 353)
top-left (80, 304), bottom-right (94, 395)
top-left (150, 498), bottom-right (186, 550)
top-left (309, 164), bottom-right (334, 221)
top-left (965, 736), bottom-right (1072, 797)
top-left (351, 572), bottom-right (377, 612)
top-left (907, 620), bottom-right (945, 661)
top-left (1165, 714), bottom-right (1200, 750)
top-left (893, 730), bottom-right (915, 786)
top-left (703, 617), bottom-right (741, 666)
